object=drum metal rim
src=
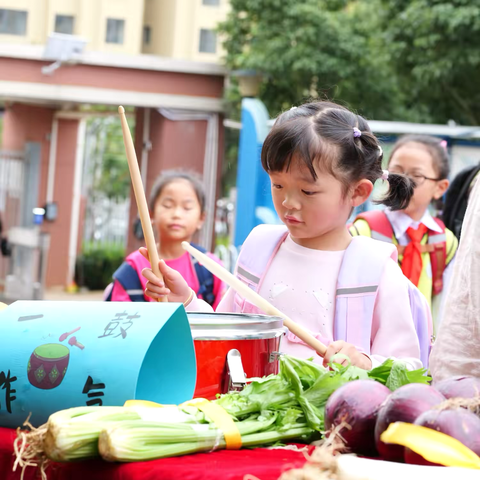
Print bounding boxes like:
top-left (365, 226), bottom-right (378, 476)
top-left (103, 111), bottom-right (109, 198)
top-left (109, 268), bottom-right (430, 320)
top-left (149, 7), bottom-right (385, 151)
top-left (188, 312), bottom-right (284, 328)
top-left (192, 329), bottom-right (287, 341)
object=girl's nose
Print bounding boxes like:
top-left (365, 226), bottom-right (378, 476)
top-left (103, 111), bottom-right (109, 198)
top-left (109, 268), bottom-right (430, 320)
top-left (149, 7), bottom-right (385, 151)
top-left (282, 194), bottom-right (300, 210)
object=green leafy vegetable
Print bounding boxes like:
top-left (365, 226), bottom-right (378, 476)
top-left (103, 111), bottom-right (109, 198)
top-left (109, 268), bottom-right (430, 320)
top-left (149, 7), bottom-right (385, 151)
top-left (384, 360), bottom-right (431, 391)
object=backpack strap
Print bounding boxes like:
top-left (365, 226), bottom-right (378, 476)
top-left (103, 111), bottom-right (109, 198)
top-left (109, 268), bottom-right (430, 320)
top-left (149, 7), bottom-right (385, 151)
top-left (427, 218), bottom-right (447, 296)
top-left (104, 282), bottom-right (114, 301)
top-left (235, 224), bottom-right (289, 292)
top-left (406, 280), bottom-right (432, 368)
top-left (355, 211), bottom-right (395, 243)
top-left (445, 229), bottom-right (458, 265)
top-left (334, 236), bottom-right (398, 353)
top-left (110, 262), bottom-right (146, 302)
top-left (190, 243), bottom-right (215, 306)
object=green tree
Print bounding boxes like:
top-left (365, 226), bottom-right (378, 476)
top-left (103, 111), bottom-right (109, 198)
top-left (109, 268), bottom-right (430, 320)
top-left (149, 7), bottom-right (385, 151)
top-left (220, 0), bottom-right (480, 125)
top-left (380, 0), bottom-right (480, 125)
top-left (89, 118), bottom-right (131, 201)
top-left (219, 0), bottom-right (409, 120)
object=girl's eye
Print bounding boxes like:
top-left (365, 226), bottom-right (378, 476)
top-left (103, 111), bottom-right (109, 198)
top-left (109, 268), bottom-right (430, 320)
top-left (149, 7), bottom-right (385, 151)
top-left (272, 183), bottom-right (282, 189)
top-left (302, 190), bottom-right (318, 196)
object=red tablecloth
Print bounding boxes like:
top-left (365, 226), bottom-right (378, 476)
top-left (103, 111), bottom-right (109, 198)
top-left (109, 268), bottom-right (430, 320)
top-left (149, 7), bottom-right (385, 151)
top-left (0, 428), bottom-right (311, 480)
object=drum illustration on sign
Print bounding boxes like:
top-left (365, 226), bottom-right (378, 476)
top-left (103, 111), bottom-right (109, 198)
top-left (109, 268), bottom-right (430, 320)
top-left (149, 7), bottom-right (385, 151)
top-left (27, 343), bottom-right (70, 390)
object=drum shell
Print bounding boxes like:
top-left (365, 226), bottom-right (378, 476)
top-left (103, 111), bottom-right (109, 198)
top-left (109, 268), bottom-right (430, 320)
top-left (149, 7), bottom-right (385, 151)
top-left (188, 313), bottom-right (285, 399)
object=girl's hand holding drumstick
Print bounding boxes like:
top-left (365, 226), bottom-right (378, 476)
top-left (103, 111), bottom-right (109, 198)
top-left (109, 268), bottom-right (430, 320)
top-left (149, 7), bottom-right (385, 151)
top-left (139, 247), bottom-right (193, 304)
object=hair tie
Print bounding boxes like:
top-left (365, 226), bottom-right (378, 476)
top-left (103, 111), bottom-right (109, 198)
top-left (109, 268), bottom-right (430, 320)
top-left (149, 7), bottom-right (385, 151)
top-left (381, 170), bottom-right (389, 181)
top-left (440, 140), bottom-right (448, 150)
top-left (353, 127), bottom-right (362, 138)
top-left (290, 106), bottom-right (297, 111)
top-left (378, 145), bottom-right (383, 157)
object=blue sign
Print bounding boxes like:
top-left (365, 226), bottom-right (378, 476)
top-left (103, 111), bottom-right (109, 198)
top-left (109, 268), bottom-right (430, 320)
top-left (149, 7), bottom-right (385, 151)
top-left (0, 301), bottom-right (196, 428)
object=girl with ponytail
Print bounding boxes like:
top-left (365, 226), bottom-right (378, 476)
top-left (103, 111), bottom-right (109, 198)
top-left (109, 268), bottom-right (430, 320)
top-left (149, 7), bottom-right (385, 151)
top-left (142, 101), bottom-right (423, 370)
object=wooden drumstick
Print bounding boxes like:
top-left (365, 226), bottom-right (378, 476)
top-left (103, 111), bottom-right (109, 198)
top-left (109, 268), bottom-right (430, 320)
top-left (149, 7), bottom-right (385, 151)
top-left (118, 106), bottom-right (167, 302)
top-left (181, 241), bottom-right (327, 357)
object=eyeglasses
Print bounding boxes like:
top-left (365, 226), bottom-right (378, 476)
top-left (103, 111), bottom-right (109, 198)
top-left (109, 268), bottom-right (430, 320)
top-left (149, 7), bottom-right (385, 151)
top-left (390, 171), bottom-right (441, 187)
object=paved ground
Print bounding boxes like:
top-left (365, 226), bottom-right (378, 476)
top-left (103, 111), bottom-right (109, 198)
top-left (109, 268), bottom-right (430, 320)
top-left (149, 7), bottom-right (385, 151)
top-left (44, 288), bottom-right (104, 301)
top-left (0, 288), bottom-right (105, 304)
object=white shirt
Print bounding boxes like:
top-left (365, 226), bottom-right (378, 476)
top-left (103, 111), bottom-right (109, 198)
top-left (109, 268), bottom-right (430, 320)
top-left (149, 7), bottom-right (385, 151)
top-left (385, 209), bottom-right (444, 245)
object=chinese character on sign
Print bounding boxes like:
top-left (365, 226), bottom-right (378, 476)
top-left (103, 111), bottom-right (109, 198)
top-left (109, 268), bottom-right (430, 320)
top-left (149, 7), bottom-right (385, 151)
top-left (0, 370), bottom-right (17, 414)
top-left (98, 311), bottom-right (139, 339)
top-left (82, 376), bottom-right (106, 407)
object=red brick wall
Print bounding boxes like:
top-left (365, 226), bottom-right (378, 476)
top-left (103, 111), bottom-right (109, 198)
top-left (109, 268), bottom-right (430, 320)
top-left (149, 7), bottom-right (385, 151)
top-left (126, 108), bottom-right (223, 255)
top-left (2, 104), bottom-right (81, 287)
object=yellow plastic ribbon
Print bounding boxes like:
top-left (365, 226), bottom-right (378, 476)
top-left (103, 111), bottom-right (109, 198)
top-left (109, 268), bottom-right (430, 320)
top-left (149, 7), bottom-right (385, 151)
top-left (381, 422), bottom-right (480, 469)
top-left (181, 398), bottom-right (242, 450)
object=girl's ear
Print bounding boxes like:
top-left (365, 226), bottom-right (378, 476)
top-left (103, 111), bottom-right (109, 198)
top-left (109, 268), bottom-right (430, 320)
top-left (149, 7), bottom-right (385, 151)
top-left (434, 178), bottom-right (449, 200)
top-left (350, 179), bottom-right (373, 207)
top-left (197, 211), bottom-right (206, 230)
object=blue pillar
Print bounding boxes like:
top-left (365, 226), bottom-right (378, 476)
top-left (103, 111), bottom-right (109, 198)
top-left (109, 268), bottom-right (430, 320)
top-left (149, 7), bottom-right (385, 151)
top-left (234, 99), bottom-right (279, 247)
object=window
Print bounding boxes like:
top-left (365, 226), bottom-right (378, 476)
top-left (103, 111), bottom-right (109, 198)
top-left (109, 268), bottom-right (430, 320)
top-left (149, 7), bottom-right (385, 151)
top-left (143, 25), bottom-right (151, 45)
top-left (0, 9), bottom-right (27, 36)
top-left (54, 15), bottom-right (74, 35)
top-left (199, 29), bottom-right (217, 54)
top-left (203, 0), bottom-right (220, 5)
top-left (106, 18), bottom-right (124, 44)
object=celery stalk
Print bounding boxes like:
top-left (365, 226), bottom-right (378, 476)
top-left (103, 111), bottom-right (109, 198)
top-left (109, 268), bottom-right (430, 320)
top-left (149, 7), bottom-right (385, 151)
top-left (44, 407), bottom-right (141, 462)
top-left (98, 416), bottom-right (313, 462)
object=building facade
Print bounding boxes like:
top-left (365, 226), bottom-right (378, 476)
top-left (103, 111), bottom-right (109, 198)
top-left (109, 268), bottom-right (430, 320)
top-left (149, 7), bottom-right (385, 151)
top-left (0, 0), bottom-right (228, 61)
top-left (0, 47), bottom-right (225, 291)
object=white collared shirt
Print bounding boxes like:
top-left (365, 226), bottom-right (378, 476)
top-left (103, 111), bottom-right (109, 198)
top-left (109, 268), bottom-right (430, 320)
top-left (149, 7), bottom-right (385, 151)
top-left (384, 209), bottom-right (443, 246)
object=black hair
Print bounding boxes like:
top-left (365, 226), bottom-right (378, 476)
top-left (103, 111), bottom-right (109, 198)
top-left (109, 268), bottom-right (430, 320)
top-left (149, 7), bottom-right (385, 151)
top-left (149, 170), bottom-right (206, 213)
top-left (388, 134), bottom-right (450, 180)
top-left (261, 101), bottom-right (414, 210)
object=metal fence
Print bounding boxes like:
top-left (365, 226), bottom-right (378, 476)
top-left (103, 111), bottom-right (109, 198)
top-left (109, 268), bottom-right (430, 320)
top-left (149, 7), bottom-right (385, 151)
top-left (0, 150), bottom-right (24, 229)
top-left (0, 150), bottom-right (25, 290)
top-left (83, 194), bottom-right (130, 246)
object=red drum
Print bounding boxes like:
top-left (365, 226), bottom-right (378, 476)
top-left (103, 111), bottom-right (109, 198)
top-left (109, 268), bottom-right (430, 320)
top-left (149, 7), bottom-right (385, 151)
top-left (188, 313), bottom-right (286, 399)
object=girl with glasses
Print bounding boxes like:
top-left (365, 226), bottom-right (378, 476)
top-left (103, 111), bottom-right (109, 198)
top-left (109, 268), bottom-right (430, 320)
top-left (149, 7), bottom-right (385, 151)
top-left (350, 135), bottom-right (458, 329)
